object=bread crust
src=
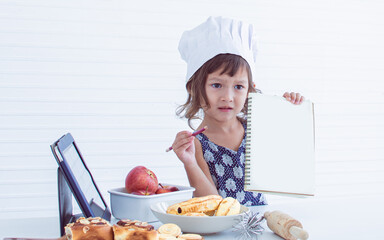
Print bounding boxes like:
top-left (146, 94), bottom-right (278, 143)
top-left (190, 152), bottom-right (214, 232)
top-left (64, 217), bottom-right (113, 240)
top-left (166, 195), bottom-right (223, 215)
top-left (64, 217), bottom-right (159, 240)
top-left (215, 197), bottom-right (241, 216)
top-left (113, 220), bottom-right (158, 240)
top-left (115, 219), bottom-right (155, 231)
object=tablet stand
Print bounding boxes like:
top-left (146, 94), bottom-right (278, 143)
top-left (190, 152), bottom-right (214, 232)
top-left (57, 167), bottom-right (83, 236)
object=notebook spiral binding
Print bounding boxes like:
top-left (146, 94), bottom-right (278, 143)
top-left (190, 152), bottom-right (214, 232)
top-left (244, 95), bottom-right (253, 188)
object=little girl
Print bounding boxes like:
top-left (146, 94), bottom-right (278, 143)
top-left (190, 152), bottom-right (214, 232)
top-left (171, 17), bottom-right (304, 206)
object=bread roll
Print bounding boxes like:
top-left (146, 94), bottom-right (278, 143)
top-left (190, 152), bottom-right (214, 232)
top-left (157, 223), bottom-right (181, 237)
top-left (158, 233), bottom-right (178, 240)
top-left (64, 217), bottom-right (113, 240)
top-left (178, 233), bottom-right (204, 240)
top-left (113, 219), bottom-right (158, 240)
top-left (166, 195), bottom-right (223, 215)
top-left (215, 197), bottom-right (241, 216)
top-left (203, 210), bottom-right (216, 216)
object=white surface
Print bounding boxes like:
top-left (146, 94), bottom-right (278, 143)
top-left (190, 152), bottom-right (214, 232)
top-left (2, 195), bottom-right (383, 240)
top-left (150, 200), bottom-right (251, 234)
top-left (1, 0), bottom-right (384, 224)
top-left (153, 195), bottom-right (384, 240)
top-left (108, 184), bottom-right (194, 222)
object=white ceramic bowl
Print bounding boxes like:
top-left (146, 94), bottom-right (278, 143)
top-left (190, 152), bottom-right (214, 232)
top-left (108, 184), bottom-right (195, 222)
top-left (150, 200), bottom-right (250, 234)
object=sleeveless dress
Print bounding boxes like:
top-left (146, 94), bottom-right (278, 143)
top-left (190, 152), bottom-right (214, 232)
top-left (195, 125), bottom-right (267, 206)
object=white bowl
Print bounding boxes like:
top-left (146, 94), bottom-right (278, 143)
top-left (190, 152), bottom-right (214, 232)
top-left (150, 200), bottom-right (250, 234)
top-left (108, 184), bottom-right (195, 222)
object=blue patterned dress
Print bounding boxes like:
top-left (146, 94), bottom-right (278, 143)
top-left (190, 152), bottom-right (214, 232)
top-left (195, 125), bottom-right (267, 206)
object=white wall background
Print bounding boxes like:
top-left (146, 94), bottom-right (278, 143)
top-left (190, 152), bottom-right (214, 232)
top-left (1, 0), bottom-right (384, 237)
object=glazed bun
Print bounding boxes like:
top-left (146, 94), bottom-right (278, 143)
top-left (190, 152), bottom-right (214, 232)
top-left (113, 219), bottom-right (158, 240)
top-left (64, 217), bottom-right (113, 240)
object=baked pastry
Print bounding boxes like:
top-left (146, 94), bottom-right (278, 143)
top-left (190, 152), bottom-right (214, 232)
top-left (215, 197), bottom-right (241, 216)
top-left (64, 217), bottom-right (113, 240)
top-left (166, 195), bottom-right (223, 215)
top-left (202, 210), bottom-right (216, 216)
top-left (178, 233), bottom-right (204, 240)
top-left (158, 233), bottom-right (178, 240)
top-left (157, 223), bottom-right (181, 237)
top-left (113, 219), bottom-right (158, 240)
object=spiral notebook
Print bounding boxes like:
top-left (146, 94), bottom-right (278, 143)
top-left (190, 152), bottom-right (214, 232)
top-left (244, 93), bottom-right (315, 196)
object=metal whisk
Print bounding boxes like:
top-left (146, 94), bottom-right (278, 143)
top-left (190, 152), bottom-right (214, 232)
top-left (233, 211), bottom-right (265, 239)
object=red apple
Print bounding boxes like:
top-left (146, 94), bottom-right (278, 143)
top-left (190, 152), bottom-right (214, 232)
top-left (131, 190), bottom-right (154, 195)
top-left (155, 188), bottom-right (172, 194)
top-left (167, 186), bottom-right (179, 192)
top-left (155, 183), bottom-right (179, 194)
top-left (125, 166), bottom-right (158, 195)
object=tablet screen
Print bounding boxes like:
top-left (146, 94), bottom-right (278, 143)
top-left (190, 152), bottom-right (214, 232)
top-left (62, 144), bottom-right (106, 216)
top-left (52, 133), bottom-right (110, 220)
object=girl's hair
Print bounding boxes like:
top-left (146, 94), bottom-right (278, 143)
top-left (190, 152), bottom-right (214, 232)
top-left (177, 54), bottom-right (257, 129)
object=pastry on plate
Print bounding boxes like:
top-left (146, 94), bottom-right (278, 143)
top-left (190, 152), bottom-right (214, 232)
top-left (64, 217), bottom-right (113, 240)
top-left (215, 197), bottom-right (241, 216)
top-left (166, 195), bottom-right (223, 215)
top-left (157, 223), bottom-right (181, 237)
top-left (113, 219), bottom-right (158, 240)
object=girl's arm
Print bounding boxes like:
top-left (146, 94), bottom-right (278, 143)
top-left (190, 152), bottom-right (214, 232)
top-left (171, 131), bottom-right (218, 197)
top-left (186, 138), bottom-right (218, 197)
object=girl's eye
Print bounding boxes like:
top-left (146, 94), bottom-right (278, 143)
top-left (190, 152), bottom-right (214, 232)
top-left (235, 85), bottom-right (244, 90)
top-left (211, 83), bottom-right (222, 88)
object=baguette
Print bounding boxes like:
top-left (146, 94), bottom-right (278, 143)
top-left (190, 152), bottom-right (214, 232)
top-left (215, 197), bottom-right (241, 216)
top-left (166, 195), bottom-right (223, 215)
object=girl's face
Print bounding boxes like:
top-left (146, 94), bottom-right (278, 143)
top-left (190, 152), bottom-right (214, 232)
top-left (203, 66), bottom-right (249, 123)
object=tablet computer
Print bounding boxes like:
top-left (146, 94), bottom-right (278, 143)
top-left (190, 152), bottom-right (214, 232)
top-left (51, 133), bottom-right (111, 223)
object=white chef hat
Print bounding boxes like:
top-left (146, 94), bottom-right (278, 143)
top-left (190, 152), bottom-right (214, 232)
top-left (178, 16), bottom-right (258, 81)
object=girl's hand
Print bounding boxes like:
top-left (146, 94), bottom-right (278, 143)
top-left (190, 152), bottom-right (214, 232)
top-left (283, 92), bottom-right (304, 105)
top-left (172, 131), bottom-right (196, 166)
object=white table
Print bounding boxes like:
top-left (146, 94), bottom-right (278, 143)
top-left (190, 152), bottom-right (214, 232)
top-left (1, 196), bottom-right (383, 240)
top-left (199, 195), bottom-right (384, 239)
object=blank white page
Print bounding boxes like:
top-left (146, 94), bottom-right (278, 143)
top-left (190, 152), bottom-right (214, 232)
top-left (244, 93), bottom-right (315, 196)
